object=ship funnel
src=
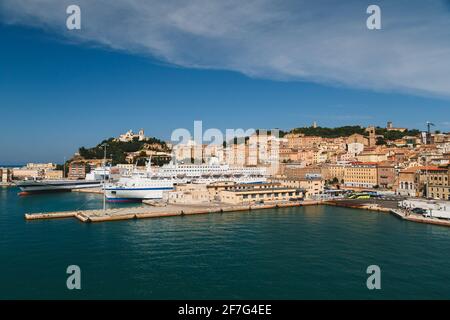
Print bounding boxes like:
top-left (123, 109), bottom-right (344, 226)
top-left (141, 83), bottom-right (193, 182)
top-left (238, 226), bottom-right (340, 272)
top-left (146, 157), bottom-right (153, 173)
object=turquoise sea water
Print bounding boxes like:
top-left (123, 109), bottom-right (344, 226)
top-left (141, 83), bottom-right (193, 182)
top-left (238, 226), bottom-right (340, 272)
top-left (1, 186), bottom-right (450, 300)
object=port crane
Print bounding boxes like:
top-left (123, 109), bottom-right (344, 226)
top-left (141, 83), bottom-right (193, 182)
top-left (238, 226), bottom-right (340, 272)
top-left (426, 121), bottom-right (435, 145)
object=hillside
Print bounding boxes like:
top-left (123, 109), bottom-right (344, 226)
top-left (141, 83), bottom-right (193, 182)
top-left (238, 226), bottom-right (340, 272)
top-left (78, 137), bottom-right (170, 165)
top-left (289, 126), bottom-right (366, 138)
top-left (289, 125), bottom-right (420, 139)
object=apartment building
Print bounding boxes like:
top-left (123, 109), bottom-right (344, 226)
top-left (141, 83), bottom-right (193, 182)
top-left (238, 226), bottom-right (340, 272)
top-left (68, 162), bottom-right (87, 180)
top-left (322, 164), bottom-right (348, 182)
top-left (427, 166), bottom-right (450, 200)
top-left (377, 161), bottom-right (396, 189)
top-left (285, 133), bottom-right (322, 149)
top-left (344, 162), bottom-right (378, 188)
top-left (397, 166), bottom-right (442, 197)
top-left (357, 152), bottom-right (388, 163)
top-left (283, 165), bottom-right (322, 179)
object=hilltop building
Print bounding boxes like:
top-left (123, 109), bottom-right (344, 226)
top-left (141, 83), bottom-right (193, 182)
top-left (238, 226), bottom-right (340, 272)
top-left (386, 121), bottom-right (407, 133)
top-left (116, 129), bottom-right (146, 142)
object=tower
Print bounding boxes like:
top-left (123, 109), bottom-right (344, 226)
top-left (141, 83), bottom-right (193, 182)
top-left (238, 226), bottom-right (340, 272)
top-left (366, 126), bottom-right (376, 147)
top-left (138, 129), bottom-right (145, 141)
top-left (426, 122), bottom-right (435, 145)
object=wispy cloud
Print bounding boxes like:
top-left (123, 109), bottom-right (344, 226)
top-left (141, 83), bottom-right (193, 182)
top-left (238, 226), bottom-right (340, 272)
top-left (2, 0), bottom-right (450, 97)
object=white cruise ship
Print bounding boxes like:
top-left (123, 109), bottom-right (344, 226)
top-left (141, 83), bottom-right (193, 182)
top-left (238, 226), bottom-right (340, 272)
top-left (104, 158), bottom-right (267, 202)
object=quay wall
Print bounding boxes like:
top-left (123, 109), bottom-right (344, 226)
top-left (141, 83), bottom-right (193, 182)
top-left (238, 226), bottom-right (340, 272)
top-left (24, 201), bottom-right (322, 223)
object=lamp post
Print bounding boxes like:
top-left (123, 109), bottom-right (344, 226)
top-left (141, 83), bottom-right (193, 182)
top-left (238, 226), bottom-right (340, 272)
top-left (102, 143), bottom-right (108, 211)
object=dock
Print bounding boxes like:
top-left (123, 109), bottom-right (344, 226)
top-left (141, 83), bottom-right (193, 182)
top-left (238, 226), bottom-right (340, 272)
top-left (390, 208), bottom-right (450, 227)
top-left (25, 199), bottom-right (450, 228)
top-left (24, 201), bottom-right (322, 223)
top-left (72, 187), bottom-right (103, 194)
top-left (324, 200), bottom-right (392, 213)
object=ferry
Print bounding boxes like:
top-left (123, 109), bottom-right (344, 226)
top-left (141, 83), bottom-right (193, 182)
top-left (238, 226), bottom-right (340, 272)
top-left (15, 167), bottom-right (110, 195)
top-left (104, 157), bottom-right (267, 202)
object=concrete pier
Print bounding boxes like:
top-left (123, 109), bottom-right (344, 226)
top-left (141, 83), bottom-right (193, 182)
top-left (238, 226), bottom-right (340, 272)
top-left (390, 208), bottom-right (450, 227)
top-left (72, 187), bottom-right (103, 194)
top-left (25, 198), bottom-right (450, 228)
top-left (24, 201), bottom-right (322, 223)
top-left (324, 200), bottom-right (391, 213)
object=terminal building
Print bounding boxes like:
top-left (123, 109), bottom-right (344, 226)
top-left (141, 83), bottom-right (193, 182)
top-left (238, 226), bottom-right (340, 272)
top-left (219, 183), bottom-right (303, 205)
top-left (163, 182), bottom-right (304, 205)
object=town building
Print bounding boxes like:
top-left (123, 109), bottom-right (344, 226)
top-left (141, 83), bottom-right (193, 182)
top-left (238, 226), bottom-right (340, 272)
top-left (284, 133), bottom-right (323, 149)
top-left (386, 121), bottom-right (407, 133)
top-left (12, 168), bottom-right (43, 180)
top-left (427, 166), bottom-right (450, 200)
top-left (163, 182), bottom-right (304, 205)
top-left (283, 164), bottom-right (321, 179)
top-left (357, 151), bottom-right (388, 163)
top-left (322, 163), bottom-right (348, 183)
top-left (0, 168), bottom-right (12, 183)
top-left (164, 183), bottom-right (213, 204)
top-left (397, 167), bottom-right (420, 197)
top-left (68, 162), bottom-right (87, 180)
top-left (270, 176), bottom-right (324, 199)
top-left (346, 133), bottom-right (367, 146)
top-left (344, 162), bottom-right (378, 188)
top-left (219, 183), bottom-right (303, 205)
top-left (377, 161), bottom-right (396, 189)
top-left (397, 166), bottom-right (443, 197)
top-left (44, 170), bottom-right (64, 180)
top-left (172, 139), bottom-right (204, 163)
top-left (26, 163), bottom-right (57, 170)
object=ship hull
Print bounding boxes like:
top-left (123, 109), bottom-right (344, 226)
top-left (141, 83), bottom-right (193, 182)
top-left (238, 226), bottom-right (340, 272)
top-left (104, 178), bottom-right (266, 201)
top-left (105, 187), bottom-right (174, 202)
top-left (16, 180), bottom-right (102, 194)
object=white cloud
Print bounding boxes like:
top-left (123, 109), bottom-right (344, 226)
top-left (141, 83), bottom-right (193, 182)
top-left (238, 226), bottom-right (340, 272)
top-left (2, 0), bottom-right (450, 97)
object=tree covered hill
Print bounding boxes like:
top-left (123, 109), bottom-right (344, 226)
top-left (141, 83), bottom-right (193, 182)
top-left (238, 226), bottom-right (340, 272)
top-left (288, 125), bottom-right (420, 139)
top-left (78, 137), bottom-right (169, 165)
top-left (289, 126), bottom-right (366, 138)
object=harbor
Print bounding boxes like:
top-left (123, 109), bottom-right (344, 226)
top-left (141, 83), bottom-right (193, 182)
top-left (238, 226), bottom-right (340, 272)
top-left (23, 193), bottom-right (450, 228)
top-left (3, 185), bottom-right (450, 300)
top-left (3, 181), bottom-right (450, 299)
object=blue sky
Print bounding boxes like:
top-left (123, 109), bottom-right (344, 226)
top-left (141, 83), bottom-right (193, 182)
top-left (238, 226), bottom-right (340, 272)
top-left (1, 1), bottom-right (450, 164)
